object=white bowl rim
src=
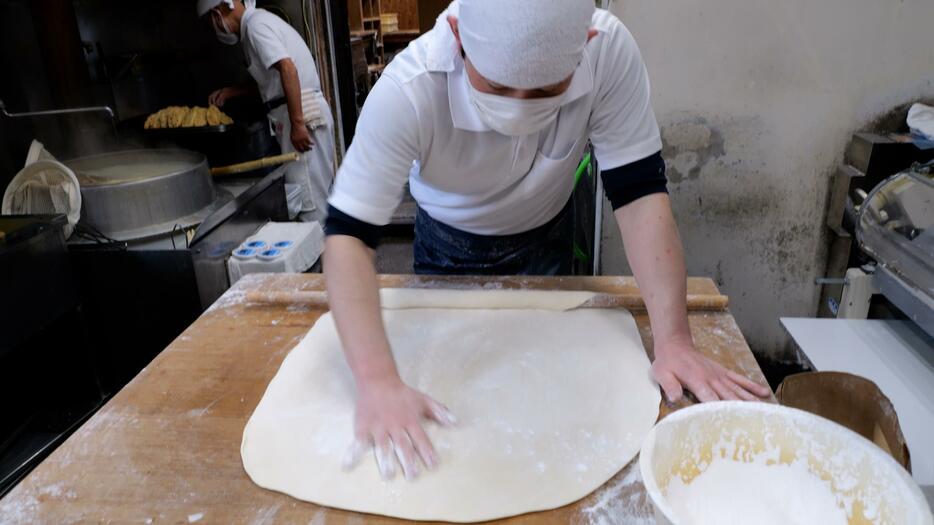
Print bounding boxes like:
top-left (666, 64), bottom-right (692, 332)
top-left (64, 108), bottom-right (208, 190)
top-left (638, 400), bottom-right (933, 524)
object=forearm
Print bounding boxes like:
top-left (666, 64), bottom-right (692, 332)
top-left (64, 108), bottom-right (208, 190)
top-left (274, 58), bottom-right (305, 126)
top-left (323, 235), bottom-right (401, 388)
top-left (615, 193), bottom-right (692, 354)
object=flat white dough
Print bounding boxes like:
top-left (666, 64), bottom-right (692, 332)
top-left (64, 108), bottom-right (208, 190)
top-left (241, 289), bottom-right (661, 522)
top-left (377, 288), bottom-right (599, 310)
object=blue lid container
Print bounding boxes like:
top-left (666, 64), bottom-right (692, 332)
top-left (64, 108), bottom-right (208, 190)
top-left (233, 248), bottom-right (257, 259)
top-left (258, 248), bottom-right (282, 261)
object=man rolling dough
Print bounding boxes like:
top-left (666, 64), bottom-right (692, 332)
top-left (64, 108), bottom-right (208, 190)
top-left (326, 0), bottom-right (771, 480)
top-left (197, 0), bottom-right (335, 224)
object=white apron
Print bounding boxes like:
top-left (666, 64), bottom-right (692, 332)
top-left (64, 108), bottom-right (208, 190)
top-left (266, 102), bottom-right (335, 224)
top-left (242, 10), bottom-right (335, 225)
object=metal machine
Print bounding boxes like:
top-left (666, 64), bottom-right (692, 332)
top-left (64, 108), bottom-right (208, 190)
top-left (853, 165), bottom-right (934, 337)
top-left (814, 131), bottom-right (934, 332)
top-left (784, 134), bottom-right (934, 488)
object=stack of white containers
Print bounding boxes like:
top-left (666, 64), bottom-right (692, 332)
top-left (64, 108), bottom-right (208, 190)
top-left (228, 221), bottom-right (324, 284)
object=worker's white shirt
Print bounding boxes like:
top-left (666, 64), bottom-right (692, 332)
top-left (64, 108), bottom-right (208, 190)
top-left (240, 7), bottom-right (321, 103)
top-left (329, 6), bottom-right (661, 235)
top-left (239, 7), bottom-right (335, 225)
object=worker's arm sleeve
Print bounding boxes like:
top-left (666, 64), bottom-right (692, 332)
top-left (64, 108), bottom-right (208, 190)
top-left (588, 16), bottom-right (663, 171)
top-left (327, 75), bottom-right (420, 227)
top-left (324, 205), bottom-right (383, 249)
top-left (248, 19), bottom-right (290, 69)
top-left (601, 150), bottom-right (668, 210)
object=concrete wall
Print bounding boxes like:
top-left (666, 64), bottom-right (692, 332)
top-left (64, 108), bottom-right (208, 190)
top-left (603, 0), bottom-right (934, 359)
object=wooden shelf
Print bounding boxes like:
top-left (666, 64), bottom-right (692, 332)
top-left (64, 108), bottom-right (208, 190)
top-left (349, 0), bottom-right (424, 34)
top-left (348, 0), bottom-right (428, 101)
top-left (382, 0), bottom-right (419, 31)
top-left (382, 29), bottom-right (419, 50)
top-left (383, 29), bottom-right (419, 38)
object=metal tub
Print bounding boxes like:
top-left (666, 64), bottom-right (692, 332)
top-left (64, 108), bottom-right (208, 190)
top-left (65, 149), bottom-right (220, 241)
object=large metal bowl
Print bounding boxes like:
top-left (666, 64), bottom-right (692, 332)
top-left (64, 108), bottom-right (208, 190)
top-left (65, 149), bottom-right (228, 241)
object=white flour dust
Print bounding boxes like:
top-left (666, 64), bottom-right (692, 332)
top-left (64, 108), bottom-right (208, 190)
top-left (666, 459), bottom-right (847, 525)
top-left (576, 466), bottom-right (654, 525)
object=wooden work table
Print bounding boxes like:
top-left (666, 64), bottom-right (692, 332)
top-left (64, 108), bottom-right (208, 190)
top-left (0, 274), bottom-right (773, 523)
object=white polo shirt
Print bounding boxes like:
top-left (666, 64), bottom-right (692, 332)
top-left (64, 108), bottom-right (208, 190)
top-left (329, 5), bottom-right (661, 235)
top-left (240, 7), bottom-right (321, 103)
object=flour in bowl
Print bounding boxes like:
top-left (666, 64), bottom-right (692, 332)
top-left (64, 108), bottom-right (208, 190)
top-left (666, 459), bottom-right (847, 525)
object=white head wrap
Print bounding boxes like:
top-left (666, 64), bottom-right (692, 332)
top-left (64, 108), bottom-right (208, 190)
top-left (457, 0), bottom-right (594, 90)
top-left (196, 0), bottom-right (255, 17)
top-left (197, 0), bottom-right (231, 17)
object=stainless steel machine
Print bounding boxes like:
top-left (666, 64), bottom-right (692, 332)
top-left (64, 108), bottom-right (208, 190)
top-left (855, 164), bottom-right (934, 337)
top-left (59, 147), bottom-right (288, 306)
top-left (783, 136), bottom-right (934, 488)
top-left (60, 148), bottom-right (288, 407)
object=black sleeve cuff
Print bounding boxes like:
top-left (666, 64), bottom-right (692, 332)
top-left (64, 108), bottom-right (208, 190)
top-left (324, 205), bottom-right (383, 249)
top-left (601, 151), bottom-right (668, 210)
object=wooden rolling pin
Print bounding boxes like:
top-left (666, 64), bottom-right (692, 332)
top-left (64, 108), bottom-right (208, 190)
top-left (245, 290), bottom-right (730, 311)
top-left (210, 152), bottom-right (301, 176)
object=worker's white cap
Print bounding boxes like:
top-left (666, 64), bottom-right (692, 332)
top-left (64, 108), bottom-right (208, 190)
top-left (197, 0), bottom-right (233, 17)
top-left (457, 0), bottom-right (594, 90)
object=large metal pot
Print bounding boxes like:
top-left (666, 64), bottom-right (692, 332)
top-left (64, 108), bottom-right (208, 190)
top-left (65, 149), bottom-right (228, 241)
top-left (65, 149), bottom-right (229, 241)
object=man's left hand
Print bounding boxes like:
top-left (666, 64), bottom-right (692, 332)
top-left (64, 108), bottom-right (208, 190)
top-left (651, 340), bottom-right (772, 403)
top-left (291, 123), bottom-right (314, 152)
top-left (208, 86), bottom-right (241, 107)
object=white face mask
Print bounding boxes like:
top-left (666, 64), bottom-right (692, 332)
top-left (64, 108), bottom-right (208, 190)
top-left (467, 81), bottom-right (564, 137)
top-left (212, 9), bottom-right (239, 45)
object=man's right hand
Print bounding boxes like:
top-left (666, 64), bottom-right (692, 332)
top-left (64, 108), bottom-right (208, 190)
top-left (208, 86), bottom-right (239, 107)
top-left (342, 378), bottom-right (457, 481)
top-left (290, 122), bottom-right (314, 152)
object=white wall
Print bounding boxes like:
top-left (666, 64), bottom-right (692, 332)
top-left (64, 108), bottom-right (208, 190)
top-left (604, 0), bottom-right (934, 358)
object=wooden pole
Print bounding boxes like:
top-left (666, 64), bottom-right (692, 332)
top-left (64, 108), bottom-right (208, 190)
top-left (244, 290), bottom-right (730, 311)
top-left (210, 152), bottom-right (301, 176)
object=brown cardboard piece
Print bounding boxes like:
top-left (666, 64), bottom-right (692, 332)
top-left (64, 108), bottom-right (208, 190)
top-left (776, 371), bottom-right (911, 471)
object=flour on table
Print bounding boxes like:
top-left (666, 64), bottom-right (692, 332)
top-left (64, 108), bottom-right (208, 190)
top-left (577, 465), bottom-right (655, 525)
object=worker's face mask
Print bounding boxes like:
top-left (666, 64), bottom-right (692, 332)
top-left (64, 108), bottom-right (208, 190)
top-left (467, 81), bottom-right (564, 137)
top-left (212, 9), bottom-right (239, 45)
